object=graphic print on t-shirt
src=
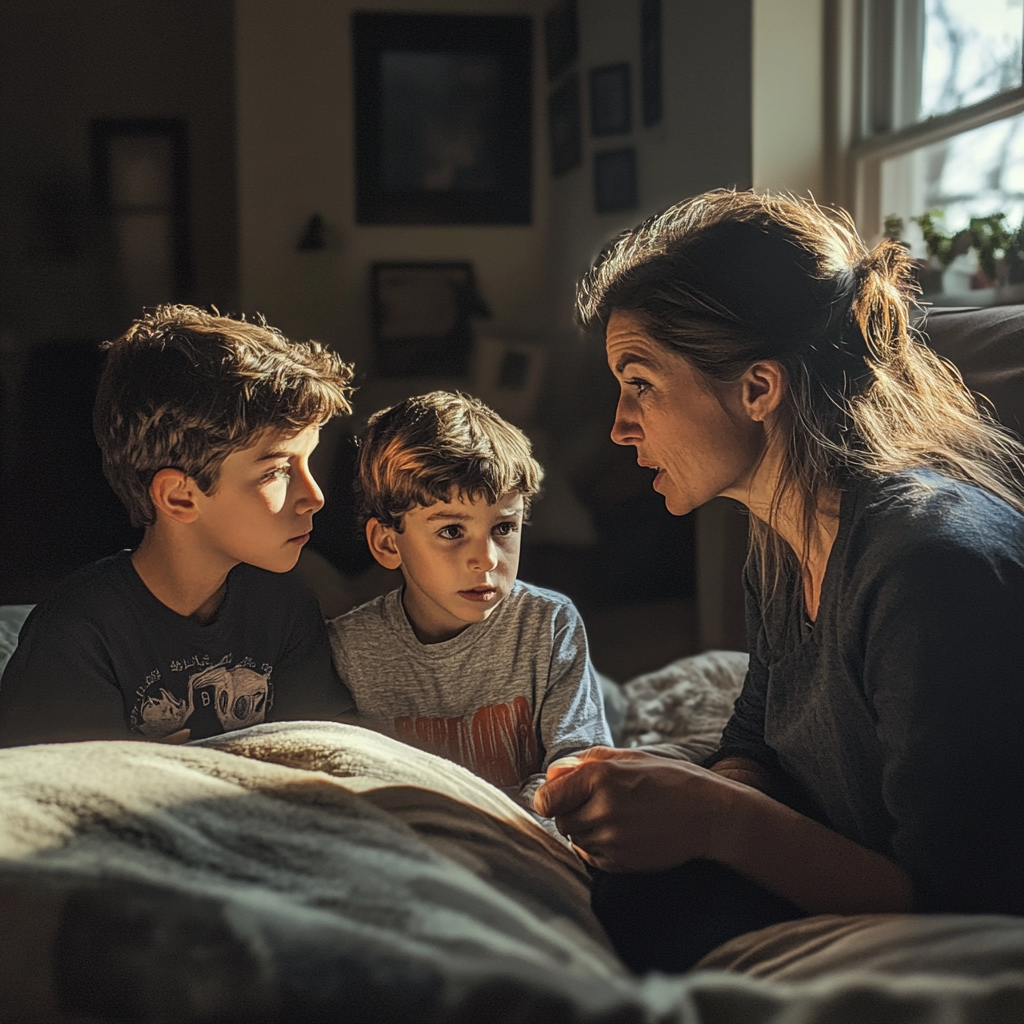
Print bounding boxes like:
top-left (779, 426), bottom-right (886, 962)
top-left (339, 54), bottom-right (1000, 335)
top-left (133, 654), bottom-right (271, 740)
top-left (392, 696), bottom-right (539, 788)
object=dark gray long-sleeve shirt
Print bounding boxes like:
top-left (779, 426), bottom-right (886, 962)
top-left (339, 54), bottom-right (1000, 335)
top-left (713, 469), bottom-right (1024, 916)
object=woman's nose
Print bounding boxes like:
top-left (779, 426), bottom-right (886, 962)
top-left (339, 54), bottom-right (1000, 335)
top-left (610, 396), bottom-right (643, 446)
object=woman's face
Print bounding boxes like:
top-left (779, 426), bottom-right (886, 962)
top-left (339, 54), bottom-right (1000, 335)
top-left (605, 310), bottom-right (764, 516)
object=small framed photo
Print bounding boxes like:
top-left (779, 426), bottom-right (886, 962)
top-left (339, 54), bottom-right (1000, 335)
top-left (471, 334), bottom-right (548, 426)
top-left (593, 148), bottom-right (638, 214)
top-left (353, 13), bottom-right (532, 225)
top-left (544, 0), bottom-right (578, 81)
top-left (590, 63), bottom-right (632, 137)
top-left (548, 72), bottom-right (582, 177)
top-left (371, 262), bottom-right (490, 378)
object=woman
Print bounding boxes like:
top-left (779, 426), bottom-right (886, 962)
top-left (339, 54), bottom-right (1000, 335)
top-left (536, 191), bottom-right (1024, 973)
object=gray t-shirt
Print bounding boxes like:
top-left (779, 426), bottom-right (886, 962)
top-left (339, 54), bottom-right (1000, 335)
top-left (327, 581), bottom-right (611, 800)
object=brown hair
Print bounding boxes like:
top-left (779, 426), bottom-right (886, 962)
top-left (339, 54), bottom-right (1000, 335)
top-left (357, 391), bottom-right (543, 530)
top-left (577, 189), bottom-right (1024, 584)
top-left (94, 304), bottom-right (354, 528)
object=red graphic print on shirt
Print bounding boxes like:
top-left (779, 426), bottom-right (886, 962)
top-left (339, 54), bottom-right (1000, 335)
top-left (393, 696), bottom-right (539, 788)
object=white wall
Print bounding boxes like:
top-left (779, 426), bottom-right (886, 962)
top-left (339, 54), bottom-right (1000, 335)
top-left (751, 0), bottom-right (825, 196)
top-left (235, 0), bottom-right (550, 387)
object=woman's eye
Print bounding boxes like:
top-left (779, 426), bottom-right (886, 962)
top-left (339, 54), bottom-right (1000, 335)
top-left (493, 521), bottom-right (518, 537)
top-left (625, 377), bottom-right (651, 396)
top-left (438, 525), bottom-right (463, 540)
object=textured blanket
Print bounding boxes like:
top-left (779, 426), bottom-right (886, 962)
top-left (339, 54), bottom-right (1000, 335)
top-left (1, 700), bottom-right (1023, 1022)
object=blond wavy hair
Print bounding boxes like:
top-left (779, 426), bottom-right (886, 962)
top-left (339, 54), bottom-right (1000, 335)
top-left (94, 304), bottom-right (354, 528)
top-left (577, 189), bottom-right (1024, 585)
top-left (357, 391), bottom-right (543, 529)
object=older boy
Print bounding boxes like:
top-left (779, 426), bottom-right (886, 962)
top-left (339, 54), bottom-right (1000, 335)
top-left (0, 305), bottom-right (356, 746)
top-left (328, 391), bottom-right (611, 807)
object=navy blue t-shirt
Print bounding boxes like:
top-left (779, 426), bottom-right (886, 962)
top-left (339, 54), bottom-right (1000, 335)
top-left (714, 469), bottom-right (1024, 916)
top-left (0, 550), bottom-right (354, 746)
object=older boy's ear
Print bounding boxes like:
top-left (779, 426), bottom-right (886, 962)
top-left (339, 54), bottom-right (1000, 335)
top-left (365, 518), bottom-right (403, 570)
top-left (149, 469), bottom-right (201, 524)
top-left (742, 360), bottom-right (786, 423)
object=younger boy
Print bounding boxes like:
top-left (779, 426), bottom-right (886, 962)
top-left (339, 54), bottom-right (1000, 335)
top-left (0, 305), bottom-right (356, 746)
top-left (328, 391), bottom-right (611, 807)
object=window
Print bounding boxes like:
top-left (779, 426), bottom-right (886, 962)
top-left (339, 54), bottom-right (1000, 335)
top-left (850, 0), bottom-right (1024, 260)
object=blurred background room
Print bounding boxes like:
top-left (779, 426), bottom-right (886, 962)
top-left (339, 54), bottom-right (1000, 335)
top-left (2, 0), bottom-right (1022, 680)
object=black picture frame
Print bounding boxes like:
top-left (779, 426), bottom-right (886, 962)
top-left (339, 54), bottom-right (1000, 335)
top-left (353, 13), bottom-right (532, 226)
top-left (641, 0), bottom-right (663, 127)
top-left (371, 262), bottom-right (491, 378)
top-left (590, 63), bottom-right (632, 137)
top-left (548, 72), bottom-right (582, 177)
top-left (544, 0), bottom-right (578, 81)
top-left (593, 148), bottom-right (638, 214)
top-left (90, 117), bottom-right (192, 298)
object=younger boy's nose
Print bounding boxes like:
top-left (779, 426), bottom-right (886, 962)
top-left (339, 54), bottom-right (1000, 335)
top-left (469, 538), bottom-right (499, 573)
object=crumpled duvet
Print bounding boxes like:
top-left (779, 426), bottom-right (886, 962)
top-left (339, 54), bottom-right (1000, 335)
top-left (0, 719), bottom-right (1021, 1024)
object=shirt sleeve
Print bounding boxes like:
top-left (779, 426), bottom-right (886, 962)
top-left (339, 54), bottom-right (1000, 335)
top-left (536, 602), bottom-right (612, 770)
top-left (859, 537), bottom-right (1024, 915)
top-left (0, 610), bottom-right (130, 746)
top-left (266, 587), bottom-right (356, 722)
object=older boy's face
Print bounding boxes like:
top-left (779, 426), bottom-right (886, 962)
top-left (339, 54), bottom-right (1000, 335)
top-left (388, 492), bottom-right (524, 644)
top-left (191, 423), bottom-right (325, 574)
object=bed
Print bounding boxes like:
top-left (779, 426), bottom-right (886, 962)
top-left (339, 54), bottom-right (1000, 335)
top-left (1, 603), bottom-right (1022, 1024)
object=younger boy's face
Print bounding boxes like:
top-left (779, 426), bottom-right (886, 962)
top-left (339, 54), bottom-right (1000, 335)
top-left (377, 491), bottom-right (524, 644)
top-left (192, 422), bottom-right (325, 574)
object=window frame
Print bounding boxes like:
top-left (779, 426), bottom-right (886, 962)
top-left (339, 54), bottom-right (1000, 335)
top-left (834, 0), bottom-right (1024, 240)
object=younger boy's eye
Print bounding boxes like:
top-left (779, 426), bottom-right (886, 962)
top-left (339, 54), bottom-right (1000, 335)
top-left (438, 524), bottom-right (463, 540)
top-left (493, 521), bottom-right (519, 537)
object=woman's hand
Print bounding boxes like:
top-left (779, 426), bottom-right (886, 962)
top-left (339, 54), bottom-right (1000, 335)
top-left (534, 746), bottom-right (749, 873)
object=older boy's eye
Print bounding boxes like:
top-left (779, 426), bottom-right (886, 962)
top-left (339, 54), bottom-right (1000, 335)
top-left (262, 466), bottom-right (290, 483)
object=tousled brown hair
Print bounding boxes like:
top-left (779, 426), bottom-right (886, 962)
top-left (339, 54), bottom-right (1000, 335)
top-left (357, 391), bottom-right (543, 530)
top-left (577, 189), bottom-right (1024, 586)
top-left (94, 304), bottom-right (354, 528)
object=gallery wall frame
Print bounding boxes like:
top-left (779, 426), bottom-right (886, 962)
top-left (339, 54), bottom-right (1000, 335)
top-left (353, 13), bottom-right (532, 225)
top-left (548, 72), bottom-right (583, 176)
top-left (371, 261), bottom-right (491, 378)
top-left (593, 148), bottom-right (638, 214)
top-left (544, 0), bottom-right (578, 81)
top-left (590, 63), bottom-right (632, 137)
top-left (641, 0), bottom-right (663, 127)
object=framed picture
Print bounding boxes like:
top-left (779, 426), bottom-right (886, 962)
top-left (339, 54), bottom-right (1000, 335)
top-left (90, 118), bottom-right (192, 309)
top-left (371, 262), bottom-right (491, 378)
top-left (641, 0), bottom-right (663, 127)
top-left (544, 0), bottom-right (578, 81)
top-left (472, 334), bottom-right (548, 426)
top-left (353, 13), bottom-right (532, 225)
top-left (593, 148), bottom-right (638, 214)
top-left (590, 63), bottom-right (632, 137)
top-left (548, 72), bottom-right (582, 177)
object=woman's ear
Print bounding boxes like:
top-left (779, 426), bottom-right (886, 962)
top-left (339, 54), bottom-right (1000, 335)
top-left (365, 518), bottom-right (403, 570)
top-left (149, 469), bottom-right (201, 524)
top-left (741, 361), bottom-right (786, 423)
